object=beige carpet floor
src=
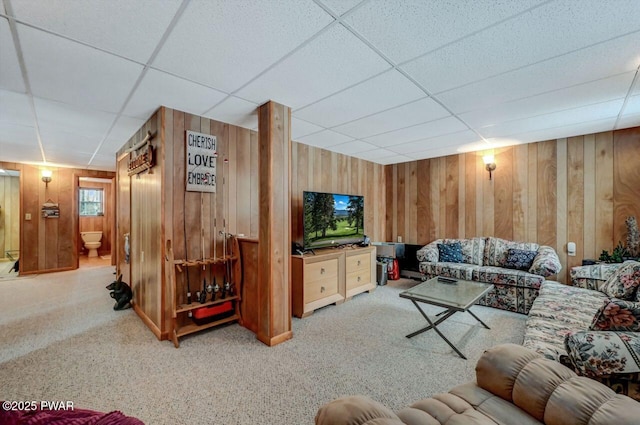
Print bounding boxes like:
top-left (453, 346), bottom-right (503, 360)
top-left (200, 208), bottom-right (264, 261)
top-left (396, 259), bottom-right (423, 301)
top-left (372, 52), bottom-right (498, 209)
top-left (0, 266), bottom-right (525, 424)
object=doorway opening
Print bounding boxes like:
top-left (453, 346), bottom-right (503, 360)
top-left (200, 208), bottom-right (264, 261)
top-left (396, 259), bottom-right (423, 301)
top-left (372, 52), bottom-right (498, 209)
top-left (78, 176), bottom-right (114, 269)
top-left (0, 169), bottom-right (20, 278)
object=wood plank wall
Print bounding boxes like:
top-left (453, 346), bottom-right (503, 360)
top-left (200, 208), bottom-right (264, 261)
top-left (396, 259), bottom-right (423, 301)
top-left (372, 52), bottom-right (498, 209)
top-left (79, 179), bottom-right (113, 256)
top-left (0, 161), bottom-right (114, 274)
top-left (291, 143), bottom-right (387, 245)
top-left (0, 175), bottom-right (20, 258)
top-left (386, 126), bottom-right (640, 283)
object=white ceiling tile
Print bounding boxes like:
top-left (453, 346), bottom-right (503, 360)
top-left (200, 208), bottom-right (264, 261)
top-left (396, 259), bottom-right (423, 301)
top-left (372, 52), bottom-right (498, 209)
top-left (153, 0), bottom-right (333, 93)
top-left (0, 122), bottom-right (38, 145)
top-left (402, 0), bottom-right (640, 93)
top-left (506, 117), bottom-right (617, 145)
top-left (203, 96), bottom-right (258, 130)
top-left (622, 94), bottom-right (640, 116)
top-left (616, 113), bottom-right (640, 130)
top-left (404, 145), bottom-right (471, 161)
top-left (298, 129), bottom-right (354, 149)
top-left (319, 0), bottom-right (364, 16)
top-left (236, 25), bottom-right (391, 108)
top-left (460, 73), bottom-right (635, 128)
top-left (293, 69), bottom-right (424, 127)
top-left (88, 154), bottom-right (116, 172)
top-left (44, 147), bottom-right (93, 166)
top-left (0, 90), bottom-right (32, 126)
top-left (34, 97), bottom-right (116, 139)
top-left (124, 69), bottom-right (227, 120)
top-left (11, 0), bottom-right (182, 63)
top-left (365, 116), bottom-right (467, 148)
top-left (479, 99), bottom-right (624, 139)
top-left (0, 142), bottom-right (42, 163)
top-left (105, 115), bottom-right (147, 148)
top-left (18, 24), bottom-right (144, 113)
top-left (370, 154), bottom-right (412, 165)
top-left (40, 127), bottom-right (100, 154)
top-left (352, 148), bottom-right (403, 162)
top-left (328, 140), bottom-right (378, 155)
top-left (292, 118), bottom-right (324, 140)
top-left (344, 0), bottom-right (545, 64)
top-left (389, 130), bottom-right (480, 155)
top-left (437, 31), bottom-right (640, 114)
top-left (0, 18), bottom-right (25, 92)
top-left (332, 97), bottom-right (450, 139)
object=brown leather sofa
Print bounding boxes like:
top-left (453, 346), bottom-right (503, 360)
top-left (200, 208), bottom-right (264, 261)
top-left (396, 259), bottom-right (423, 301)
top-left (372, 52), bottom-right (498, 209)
top-left (315, 344), bottom-right (640, 425)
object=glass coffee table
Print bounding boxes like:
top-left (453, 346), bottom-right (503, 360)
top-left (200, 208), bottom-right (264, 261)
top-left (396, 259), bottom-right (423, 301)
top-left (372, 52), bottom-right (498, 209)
top-left (399, 276), bottom-right (494, 359)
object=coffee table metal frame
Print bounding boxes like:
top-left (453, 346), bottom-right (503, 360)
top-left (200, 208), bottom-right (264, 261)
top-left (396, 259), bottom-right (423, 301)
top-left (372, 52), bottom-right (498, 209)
top-left (399, 277), bottom-right (494, 359)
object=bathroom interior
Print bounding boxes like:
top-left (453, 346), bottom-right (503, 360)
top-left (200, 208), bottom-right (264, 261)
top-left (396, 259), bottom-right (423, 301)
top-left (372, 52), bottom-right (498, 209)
top-left (78, 177), bottom-right (114, 268)
top-left (0, 169), bottom-right (20, 276)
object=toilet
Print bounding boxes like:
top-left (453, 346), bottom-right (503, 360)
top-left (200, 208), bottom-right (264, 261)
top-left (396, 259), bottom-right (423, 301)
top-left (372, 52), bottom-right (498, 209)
top-left (81, 231), bottom-right (102, 258)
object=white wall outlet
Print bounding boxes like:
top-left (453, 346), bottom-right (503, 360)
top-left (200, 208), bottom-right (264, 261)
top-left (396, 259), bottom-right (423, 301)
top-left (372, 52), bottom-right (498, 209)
top-left (397, 236), bottom-right (402, 243)
top-left (567, 242), bottom-right (576, 256)
top-left (25, 213), bottom-right (31, 220)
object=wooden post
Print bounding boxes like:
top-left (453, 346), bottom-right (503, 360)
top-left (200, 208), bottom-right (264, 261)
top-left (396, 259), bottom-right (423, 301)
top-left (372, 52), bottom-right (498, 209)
top-left (257, 100), bottom-right (293, 346)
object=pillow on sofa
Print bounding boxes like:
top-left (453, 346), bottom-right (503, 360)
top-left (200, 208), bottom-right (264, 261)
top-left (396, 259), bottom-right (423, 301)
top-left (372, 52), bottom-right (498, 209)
top-left (528, 245), bottom-right (562, 277)
top-left (564, 330), bottom-right (640, 378)
top-left (503, 248), bottom-right (537, 271)
top-left (437, 242), bottom-right (463, 263)
top-left (600, 261), bottom-right (640, 300)
top-left (590, 298), bottom-right (640, 332)
top-left (483, 237), bottom-right (539, 267)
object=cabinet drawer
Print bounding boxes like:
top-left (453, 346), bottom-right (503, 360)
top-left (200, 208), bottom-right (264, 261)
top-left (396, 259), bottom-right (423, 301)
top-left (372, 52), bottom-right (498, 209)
top-left (346, 253), bottom-right (369, 272)
top-left (305, 258), bottom-right (338, 282)
top-left (304, 278), bottom-right (338, 304)
top-left (346, 269), bottom-right (371, 290)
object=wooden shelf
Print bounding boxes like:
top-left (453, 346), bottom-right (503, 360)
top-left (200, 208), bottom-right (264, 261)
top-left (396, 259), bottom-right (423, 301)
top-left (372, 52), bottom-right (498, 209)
top-left (175, 313), bottom-right (240, 338)
top-left (176, 295), bottom-right (240, 313)
top-left (166, 237), bottom-right (242, 348)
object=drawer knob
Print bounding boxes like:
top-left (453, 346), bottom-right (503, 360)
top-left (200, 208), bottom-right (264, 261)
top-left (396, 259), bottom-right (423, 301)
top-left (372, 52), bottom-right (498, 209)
top-left (357, 260), bottom-right (361, 266)
top-left (320, 268), bottom-right (325, 274)
top-left (357, 276), bottom-right (361, 282)
top-left (321, 286), bottom-right (325, 293)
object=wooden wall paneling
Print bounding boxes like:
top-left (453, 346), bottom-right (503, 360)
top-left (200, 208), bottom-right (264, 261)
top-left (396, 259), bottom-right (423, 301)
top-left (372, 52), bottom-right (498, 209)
top-left (582, 134), bottom-right (596, 259)
top-left (494, 149), bottom-right (513, 241)
top-left (162, 107), bottom-right (173, 333)
top-left (238, 238), bottom-right (259, 333)
top-left (537, 140), bottom-right (557, 247)
top-left (458, 154), bottom-right (466, 238)
top-left (338, 152), bottom-right (348, 195)
top-left (555, 138), bottom-right (567, 281)
top-left (415, 160), bottom-right (430, 244)
top-left (464, 154), bottom-right (476, 238)
top-left (444, 155), bottom-right (459, 239)
top-left (429, 158), bottom-right (441, 239)
top-left (396, 162), bottom-right (406, 241)
top-left (365, 161), bottom-right (375, 241)
top-left (475, 154), bottom-right (484, 239)
top-left (116, 154), bottom-right (131, 284)
top-left (290, 142), bottom-right (299, 244)
top-left (613, 127), bottom-right (640, 246)
top-left (385, 165), bottom-right (393, 242)
top-left (567, 137), bottom-right (585, 282)
top-left (595, 132), bottom-right (614, 255)
top-left (321, 149), bottom-right (332, 190)
top-left (172, 109), bottom-right (186, 263)
top-left (406, 161), bottom-right (416, 244)
top-left (228, 126), bottom-right (237, 237)
top-left (250, 131), bottom-right (259, 238)
top-left (391, 164), bottom-right (397, 241)
top-left (22, 167), bottom-right (39, 272)
top-left (438, 157), bottom-right (448, 238)
top-left (512, 145), bottom-right (528, 242)
top-left (526, 143), bottom-right (538, 243)
top-left (57, 168), bottom-right (74, 267)
top-left (237, 130), bottom-right (252, 238)
top-left (212, 118), bottom-right (229, 261)
top-left (482, 157), bottom-right (494, 238)
top-left (44, 168), bottom-right (59, 270)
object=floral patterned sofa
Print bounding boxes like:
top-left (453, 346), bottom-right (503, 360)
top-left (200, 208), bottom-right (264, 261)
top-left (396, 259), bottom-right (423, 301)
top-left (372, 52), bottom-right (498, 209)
top-left (416, 237), bottom-right (561, 314)
top-left (523, 260), bottom-right (640, 401)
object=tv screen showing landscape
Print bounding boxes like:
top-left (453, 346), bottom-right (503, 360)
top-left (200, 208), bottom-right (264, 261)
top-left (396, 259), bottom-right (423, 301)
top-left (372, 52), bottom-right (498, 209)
top-left (303, 191), bottom-right (365, 249)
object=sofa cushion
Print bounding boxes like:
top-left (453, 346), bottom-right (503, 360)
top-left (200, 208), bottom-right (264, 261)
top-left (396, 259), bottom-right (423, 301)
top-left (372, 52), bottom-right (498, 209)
top-left (419, 262), bottom-right (479, 280)
top-left (600, 261), bottom-right (640, 300)
top-left (570, 263), bottom-right (621, 290)
top-left (523, 281), bottom-right (606, 361)
top-left (528, 245), bottom-right (562, 277)
top-left (417, 238), bottom-right (486, 266)
top-left (564, 331), bottom-right (640, 378)
top-left (483, 237), bottom-right (539, 267)
top-left (590, 299), bottom-right (640, 332)
top-left (437, 242), bottom-right (463, 263)
top-left (315, 395), bottom-right (402, 425)
top-left (472, 266), bottom-right (544, 289)
top-left (504, 248), bottom-right (537, 271)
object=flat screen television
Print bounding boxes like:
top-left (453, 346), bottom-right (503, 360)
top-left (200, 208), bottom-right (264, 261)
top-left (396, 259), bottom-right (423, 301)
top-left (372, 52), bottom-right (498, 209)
top-left (303, 191), bottom-right (365, 250)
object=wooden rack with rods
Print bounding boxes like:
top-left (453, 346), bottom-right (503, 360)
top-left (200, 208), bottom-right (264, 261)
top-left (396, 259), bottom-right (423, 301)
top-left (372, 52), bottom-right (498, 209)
top-left (166, 236), bottom-right (242, 348)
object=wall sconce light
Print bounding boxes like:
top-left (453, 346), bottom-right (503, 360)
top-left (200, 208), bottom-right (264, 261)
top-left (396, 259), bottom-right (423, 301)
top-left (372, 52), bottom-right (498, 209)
top-left (41, 169), bottom-right (52, 187)
top-left (483, 154), bottom-right (496, 180)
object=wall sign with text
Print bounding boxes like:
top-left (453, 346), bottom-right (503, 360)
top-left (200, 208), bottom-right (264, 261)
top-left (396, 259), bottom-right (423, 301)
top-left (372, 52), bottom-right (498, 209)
top-left (186, 130), bottom-right (217, 193)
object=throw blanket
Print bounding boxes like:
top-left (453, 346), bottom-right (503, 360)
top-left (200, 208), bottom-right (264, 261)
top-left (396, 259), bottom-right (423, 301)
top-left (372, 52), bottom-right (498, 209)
top-left (0, 405), bottom-right (144, 425)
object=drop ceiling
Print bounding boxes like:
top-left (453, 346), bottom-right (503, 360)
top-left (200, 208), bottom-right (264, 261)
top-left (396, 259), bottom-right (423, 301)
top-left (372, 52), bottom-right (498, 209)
top-left (1, 0), bottom-right (639, 172)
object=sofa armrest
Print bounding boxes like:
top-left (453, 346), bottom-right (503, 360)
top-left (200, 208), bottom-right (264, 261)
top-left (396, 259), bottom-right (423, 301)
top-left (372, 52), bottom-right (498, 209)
top-left (416, 240), bottom-right (440, 263)
top-left (564, 331), bottom-right (640, 378)
top-left (570, 263), bottom-right (621, 291)
top-left (590, 298), bottom-right (640, 331)
top-left (315, 395), bottom-right (404, 425)
top-left (528, 245), bottom-right (561, 277)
